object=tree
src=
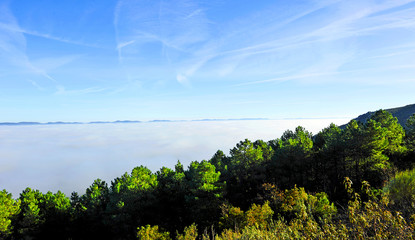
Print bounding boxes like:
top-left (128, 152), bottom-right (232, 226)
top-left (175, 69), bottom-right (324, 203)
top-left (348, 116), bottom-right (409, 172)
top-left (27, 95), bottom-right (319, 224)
top-left (369, 110), bottom-right (405, 156)
top-left (312, 123), bottom-right (345, 195)
top-left (273, 126), bottom-right (313, 188)
top-left (82, 179), bottom-right (109, 215)
top-left (185, 160), bottom-right (223, 229)
top-left (155, 164), bottom-right (187, 233)
top-left (406, 114), bottom-right (415, 142)
top-left (342, 118), bottom-right (392, 189)
top-left (37, 191), bottom-right (71, 239)
top-left (0, 190), bottom-right (20, 238)
top-left (405, 114), bottom-right (415, 151)
top-left (342, 120), bottom-right (366, 185)
top-left (71, 179), bottom-right (110, 239)
top-left (209, 150), bottom-right (229, 174)
top-left (12, 188), bottom-right (44, 239)
top-left (108, 166), bottom-right (159, 239)
top-left (225, 139), bottom-right (269, 208)
top-left (360, 119), bottom-right (390, 186)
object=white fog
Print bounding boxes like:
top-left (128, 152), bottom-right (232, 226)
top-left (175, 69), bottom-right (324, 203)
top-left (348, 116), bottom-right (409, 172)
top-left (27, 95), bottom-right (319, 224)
top-left (0, 119), bottom-right (349, 197)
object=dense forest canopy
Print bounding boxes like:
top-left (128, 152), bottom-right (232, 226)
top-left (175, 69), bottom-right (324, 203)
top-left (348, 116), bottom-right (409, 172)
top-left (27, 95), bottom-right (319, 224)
top-left (2, 110), bottom-right (415, 239)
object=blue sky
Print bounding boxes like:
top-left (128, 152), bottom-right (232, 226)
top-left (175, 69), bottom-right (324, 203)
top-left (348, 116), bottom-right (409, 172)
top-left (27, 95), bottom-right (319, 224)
top-left (1, 0), bottom-right (415, 122)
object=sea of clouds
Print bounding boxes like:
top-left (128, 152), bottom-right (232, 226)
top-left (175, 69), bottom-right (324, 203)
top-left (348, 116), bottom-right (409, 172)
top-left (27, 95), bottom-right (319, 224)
top-left (0, 119), bottom-right (350, 197)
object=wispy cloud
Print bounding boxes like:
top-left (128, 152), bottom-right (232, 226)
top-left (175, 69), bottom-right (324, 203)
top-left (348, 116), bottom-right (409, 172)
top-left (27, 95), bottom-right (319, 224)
top-left (0, 2), bottom-right (103, 95)
top-left (0, 22), bottom-right (102, 49)
top-left (215, 0), bottom-right (415, 86)
top-left (176, 74), bottom-right (189, 86)
top-left (0, 3), bottom-right (59, 86)
top-left (27, 79), bottom-right (45, 91)
top-left (116, 40), bottom-right (135, 50)
top-left (31, 54), bottom-right (84, 72)
top-left (55, 86), bottom-right (107, 96)
top-left (5, 0), bottom-right (414, 92)
top-left (234, 72), bottom-right (340, 87)
top-left (184, 9), bottom-right (203, 20)
top-left (111, 0), bottom-right (365, 86)
top-left (113, 0), bottom-right (212, 83)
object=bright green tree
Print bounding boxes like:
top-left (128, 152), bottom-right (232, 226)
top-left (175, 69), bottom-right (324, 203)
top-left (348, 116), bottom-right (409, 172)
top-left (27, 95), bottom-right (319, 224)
top-left (81, 179), bottom-right (109, 214)
top-left (13, 188), bottom-right (44, 238)
top-left (187, 160), bottom-right (222, 193)
top-left (209, 150), bottom-right (229, 174)
top-left (185, 160), bottom-right (223, 229)
top-left (37, 190), bottom-right (71, 239)
top-left (108, 166), bottom-right (159, 239)
top-left (369, 110), bottom-right (405, 156)
top-left (0, 190), bottom-right (20, 238)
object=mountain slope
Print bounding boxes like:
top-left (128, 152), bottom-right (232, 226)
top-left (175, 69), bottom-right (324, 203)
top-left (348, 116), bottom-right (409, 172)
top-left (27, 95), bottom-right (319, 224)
top-left (352, 103), bottom-right (415, 127)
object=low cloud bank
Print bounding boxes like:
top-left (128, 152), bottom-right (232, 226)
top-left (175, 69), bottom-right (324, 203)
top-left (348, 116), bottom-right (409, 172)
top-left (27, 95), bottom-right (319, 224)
top-left (0, 119), bottom-right (349, 197)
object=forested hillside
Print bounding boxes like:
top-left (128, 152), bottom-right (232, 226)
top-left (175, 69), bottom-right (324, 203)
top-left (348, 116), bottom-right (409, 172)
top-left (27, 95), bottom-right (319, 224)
top-left (350, 104), bottom-right (415, 127)
top-left (2, 110), bottom-right (415, 239)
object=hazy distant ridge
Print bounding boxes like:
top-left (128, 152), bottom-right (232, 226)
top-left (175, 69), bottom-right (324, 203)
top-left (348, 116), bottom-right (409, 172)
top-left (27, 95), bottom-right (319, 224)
top-left (0, 118), bottom-right (268, 126)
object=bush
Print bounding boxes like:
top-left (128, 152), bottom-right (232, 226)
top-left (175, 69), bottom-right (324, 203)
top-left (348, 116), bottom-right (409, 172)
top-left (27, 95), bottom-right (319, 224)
top-left (137, 225), bottom-right (171, 240)
top-left (385, 168), bottom-right (415, 215)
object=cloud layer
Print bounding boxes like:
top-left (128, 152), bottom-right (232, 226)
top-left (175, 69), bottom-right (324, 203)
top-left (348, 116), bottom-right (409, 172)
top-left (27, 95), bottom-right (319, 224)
top-left (0, 119), bottom-right (349, 197)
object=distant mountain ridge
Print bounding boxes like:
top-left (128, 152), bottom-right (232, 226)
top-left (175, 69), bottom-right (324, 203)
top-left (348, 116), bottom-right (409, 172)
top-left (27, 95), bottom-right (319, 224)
top-left (351, 103), bottom-right (415, 127)
top-left (0, 118), bottom-right (268, 126)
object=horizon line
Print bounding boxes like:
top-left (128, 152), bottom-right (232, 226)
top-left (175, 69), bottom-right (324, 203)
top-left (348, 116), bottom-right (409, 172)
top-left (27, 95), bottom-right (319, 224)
top-left (0, 117), bottom-right (355, 126)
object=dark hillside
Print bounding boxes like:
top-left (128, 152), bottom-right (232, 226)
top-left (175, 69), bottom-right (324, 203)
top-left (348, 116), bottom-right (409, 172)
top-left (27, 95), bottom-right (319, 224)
top-left (345, 103), bottom-right (415, 127)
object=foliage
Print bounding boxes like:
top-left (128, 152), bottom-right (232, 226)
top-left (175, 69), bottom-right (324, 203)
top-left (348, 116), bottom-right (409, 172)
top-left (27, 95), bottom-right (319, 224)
top-left (273, 126), bottom-right (313, 188)
top-left (406, 114), bottom-right (415, 152)
top-left (108, 166), bottom-right (159, 238)
top-left (224, 139), bottom-right (270, 208)
top-left (0, 190), bottom-right (20, 237)
top-left (369, 110), bottom-right (405, 156)
top-left (312, 123), bottom-right (344, 194)
top-left (219, 204), bottom-right (245, 230)
top-left (344, 178), bottom-right (415, 239)
top-left (245, 202), bottom-right (274, 229)
top-left (176, 223), bottom-right (198, 240)
top-left (385, 168), bottom-right (415, 216)
top-left (137, 225), bottom-right (171, 240)
top-left (407, 114), bottom-right (415, 138)
top-left (219, 202), bottom-right (273, 231)
top-left (154, 165), bottom-right (187, 232)
top-left (1, 108), bottom-right (415, 239)
top-left (184, 160), bottom-right (223, 230)
top-left (262, 184), bottom-right (336, 223)
top-left (214, 179), bottom-right (414, 240)
top-left (71, 179), bottom-right (109, 239)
